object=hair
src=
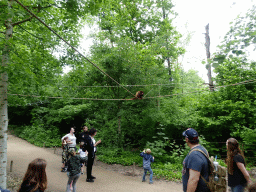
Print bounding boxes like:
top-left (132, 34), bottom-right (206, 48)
top-left (89, 128), bottom-right (97, 136)
top-left (248, 182), bottom-right (256, 192)
top-left (80, 142), bottom-right (84, 148)
top-left (18, 158), bottom-right (47, 192)
top-left (226, 138), bottom-right (245, 175)
top-left (146, 149), bottom-right (151, 154)
top-left (187, 138), bottom-right (199, 144)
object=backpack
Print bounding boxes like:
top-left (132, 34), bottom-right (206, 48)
top-left (189, 148), bottom-right (227, 192)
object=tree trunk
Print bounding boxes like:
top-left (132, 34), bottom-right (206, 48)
top-left (205, 24), bottom-right (214, 91)
top-left (0, 0), bottom-right (12, 188)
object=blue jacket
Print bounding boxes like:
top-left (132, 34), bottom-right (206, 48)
top-left (140, 152), bottom-right (154, 168)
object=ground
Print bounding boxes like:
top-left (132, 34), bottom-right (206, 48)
top-left (7, 134), bottom-right (183, 192)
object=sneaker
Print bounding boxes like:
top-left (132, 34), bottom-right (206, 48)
top-left (142, 180), bottom-right (146, 182)
top-left (90, 176), bottom-right (96, 179)
top-left (86, 179), bottom-right (94, 182)
top-left (61, 167), bottom-right (66, 172)
top-left (149, 182), bottom-right (153, 184)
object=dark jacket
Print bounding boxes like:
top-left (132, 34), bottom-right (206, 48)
top-left (67, 155), bottom-right (87, 176)
top-left (84, 135), bottom-right (94, 156)
top-left (18, 182), bottom-right (43, 192)
top-left (140, 152), bottom-right (154, 168)
top-left (78, 131), bottom-right (89, 143)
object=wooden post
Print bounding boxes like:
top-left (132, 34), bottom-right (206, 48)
top-left (43, 143), bottom-right (45, 148)
top-left (205, 23), bottom-right (214, 91)
top-left (132, 162), bottom-right (135, 177)
top-left (10, 160), bottom-right (13, 172)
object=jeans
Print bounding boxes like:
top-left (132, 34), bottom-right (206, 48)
top-left (230, 184), bottom-right (246, 192)
top-left (142, 167), bottom-right (153, 183)
top-left (66, 172), bottom-right (81, 192)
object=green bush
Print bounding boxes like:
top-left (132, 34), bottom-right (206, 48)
top-left (11, 125), bottom-right (62, 147)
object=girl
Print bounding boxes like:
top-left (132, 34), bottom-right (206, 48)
top-left (226, 138), bottom-right (251, 192)
top-left (61, 137), bottom-right (71, 172)
top-left (66, 150), bottom-right (87, 192)
top-left (18, 158), bottom-right (47, 192)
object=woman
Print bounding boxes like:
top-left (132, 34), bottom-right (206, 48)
top-left (226, 138), bottom-right (251, 192)
top-left (18, 158), bottom-right (47, 192)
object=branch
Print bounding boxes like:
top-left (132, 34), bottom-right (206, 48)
top-left (12, 16), bottom-right (33, 26)
top-left (17, 25), bottom-right (43, 40)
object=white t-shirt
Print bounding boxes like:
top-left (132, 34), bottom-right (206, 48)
top-left (61, 133), bottom-right (76, 148)
top-left (78, 149), bottom-right (87, 158)
top-left (91, 137), bottom-right (96, 152)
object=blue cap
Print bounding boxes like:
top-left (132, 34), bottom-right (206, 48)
top-left (182, 128), bottom-right (198, 141)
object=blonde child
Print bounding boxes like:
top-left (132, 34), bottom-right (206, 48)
top-left (140, 148), bottom-right (154, 184)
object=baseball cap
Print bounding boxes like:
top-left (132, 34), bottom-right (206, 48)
top-left (182, 128), bottom-right (198, 141)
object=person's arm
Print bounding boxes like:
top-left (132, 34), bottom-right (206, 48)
top-left (187, 169), bottom-right (200, 192)
top-left (61, 134), bottom-right (69, 141)
top-left (95, 139), bottom-right (101, 146)
top-left (236, 162), bottom-right (251, 184)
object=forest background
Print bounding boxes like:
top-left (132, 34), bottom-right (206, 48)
top-left (1, 0), bottom-right (256, 183)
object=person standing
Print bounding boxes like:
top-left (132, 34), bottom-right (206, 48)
top-left (61, 127), bottom-right (77, 152)
top-left (84, 128), bottom-right (99, 182)
top-left (61, 137), bottom-right (72, 172)
top-left (18, 158), bottom-right (47, 192)
top-left (66, 150), bottom-right (87, 192)
top-left (78, 126), bottom-right (89, 144)
top-left (140, 148), bottom-right (154, 184)
top-left (226, 138), bottom-right (251, 192)
top-left (182, 128), bottom-right (210, 192)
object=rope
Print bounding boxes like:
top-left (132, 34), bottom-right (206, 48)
top-left (13, 0), bottom-right (136, 98)
top-left (7, 78), bottom-right (256, 100)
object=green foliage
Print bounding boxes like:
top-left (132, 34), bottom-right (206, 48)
top-left (97, 148), bottom-right (142, 166)
top-left (11, 125), bottom-right (61, 147)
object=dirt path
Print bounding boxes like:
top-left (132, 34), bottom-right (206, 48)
top-left (7, 135), bottom-right (183, 192)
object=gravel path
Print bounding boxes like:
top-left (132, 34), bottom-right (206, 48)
top-left (7, 134), bottom-right (183, 192)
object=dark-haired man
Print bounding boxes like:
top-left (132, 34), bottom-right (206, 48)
top-left (182, 128), bottom-right (210, 192)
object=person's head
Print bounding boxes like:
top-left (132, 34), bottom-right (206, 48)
top-left (146, 148), bottom-right (151, 154)
top-left (70, 127), bottom-right (75, 134)
top-left (80, 142), bottom-right (84, 149)
top-left (19, 158), bottom-right (47, 192)
top-left (82, 126), bottom-right (88, 132)
top-left (89, 128), bottom-right (97, 136)
top-left (182, 128), bottom-right (199, 145)
top-left (226, 138), bottom-right (245, 175)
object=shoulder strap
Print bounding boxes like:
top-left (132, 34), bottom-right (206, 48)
top-left (188, 148), bottom-right (211, 189)
top-left (189, 148), bottom-right (209, 159)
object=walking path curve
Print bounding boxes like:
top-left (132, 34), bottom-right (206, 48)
top-left (7, 135), bottom-right (183, 192)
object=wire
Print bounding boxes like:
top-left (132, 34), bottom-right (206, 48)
top-left (13, 0), bottom-right (136, 98)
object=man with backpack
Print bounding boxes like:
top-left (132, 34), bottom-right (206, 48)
top-left (182, 128), bottom-right (210, 192)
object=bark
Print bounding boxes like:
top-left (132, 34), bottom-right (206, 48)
top-left (0, 0), bottom-right (12, 189)
top-left (205, 23), bottom-right (214, 91)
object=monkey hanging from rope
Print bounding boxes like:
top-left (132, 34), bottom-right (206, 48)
top-left (131, 91), bottom-right (144, 100)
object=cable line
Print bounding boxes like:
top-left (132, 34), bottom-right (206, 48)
top-left (13, 0), bottom-right (136, 98)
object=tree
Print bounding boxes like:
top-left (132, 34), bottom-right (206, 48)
top-left (0, 0), bottom-right (109, 187)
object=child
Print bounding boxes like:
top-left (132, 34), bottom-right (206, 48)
top-left (77, 142), bottom-right (88, 174)
top-left (140, 148), bottom-right (154, 184)
top-left (66, 150), bottom-right (87, 192)
top-left (61, 137), bottom-right (72, 172)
